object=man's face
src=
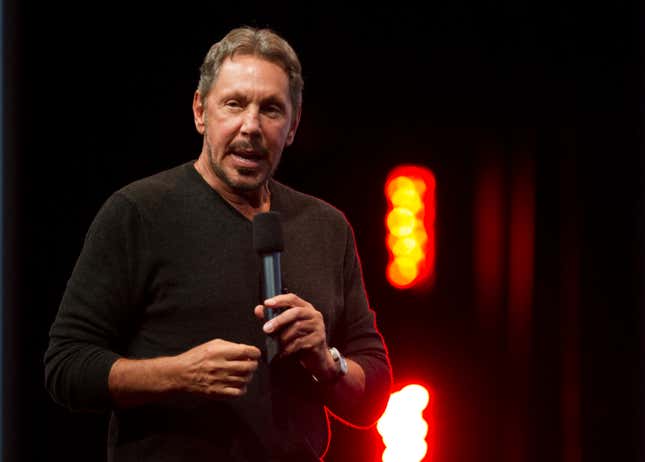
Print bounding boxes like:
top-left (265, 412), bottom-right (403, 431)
top-left (193, 55), bottom-right (299, 193)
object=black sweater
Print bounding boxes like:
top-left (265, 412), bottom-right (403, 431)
top-left (45, 162), bottom-right (391, 461)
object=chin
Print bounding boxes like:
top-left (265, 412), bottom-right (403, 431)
top-left (228, 174), bottom-right (268, 192)
top-left (212, 161), bottom-right (268, 193)
top-left (231, 181), bottom-right (264, 192)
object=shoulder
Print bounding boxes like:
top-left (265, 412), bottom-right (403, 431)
top-left (93, 161), bottom-right (202, 222)
top-left (116, 162), bottom-right (194, 205)
top-left (87, 162), bottom-right (199, 233)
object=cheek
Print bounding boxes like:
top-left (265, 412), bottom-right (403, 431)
top-left (206, 117), bottom-right (240, 143)
top-left (267, 123), bottom-right (293, 146)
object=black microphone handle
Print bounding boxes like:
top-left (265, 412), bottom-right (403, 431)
top-left (260, 252), bottom-right (282, 362)
top-left (260, 252), bottom-right (282, 317)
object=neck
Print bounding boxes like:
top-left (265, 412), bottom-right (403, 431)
top-left (194, 156), bottom-right (271, 220)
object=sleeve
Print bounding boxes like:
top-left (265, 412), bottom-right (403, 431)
top-left (328, 222), bottom-right (392, 426)
top-left (44, 192), bottom-right (147, 412)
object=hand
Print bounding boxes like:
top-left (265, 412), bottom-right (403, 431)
top-left (173, 338), bottom-right (261, 398)
top-left (254, 293), bottom-right (336, 380)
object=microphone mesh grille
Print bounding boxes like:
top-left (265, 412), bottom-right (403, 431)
top-left (252, 211), bottom-right (284, 253)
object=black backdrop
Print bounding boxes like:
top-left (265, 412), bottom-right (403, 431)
top-left (4, 1), bottom-right (641, 461)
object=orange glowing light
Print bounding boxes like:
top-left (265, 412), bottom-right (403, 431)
top-left (387, 208), bottom-right (416, 237)
top-left (377, 384), bottom-right (431, 462)
top-left (385, 165), bottom-right (436, 289)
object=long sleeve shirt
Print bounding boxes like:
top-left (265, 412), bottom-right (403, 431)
top-left (45, 161), bottom-right (391, 461)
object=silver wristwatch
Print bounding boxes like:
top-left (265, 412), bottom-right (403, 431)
top-left (312, 347), bottom-right (348, 383)
top-left (328, 347), bottom-right (348, 377)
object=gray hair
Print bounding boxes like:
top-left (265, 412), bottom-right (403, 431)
top-left (197, 27), bottom-right (303, 112)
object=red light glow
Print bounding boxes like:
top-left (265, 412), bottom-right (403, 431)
top-left (385, 166), bottom-right (436, 289)
top-left (377, 384), bottom-right (431, 462)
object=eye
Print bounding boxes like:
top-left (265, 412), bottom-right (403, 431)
top-left (262, 104), bottom-right (284, 118)
top-left (225, 99), bottom-right (243, 110)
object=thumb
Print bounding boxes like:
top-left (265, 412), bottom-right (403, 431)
top-left (253, 305), bottom-right (265, 320)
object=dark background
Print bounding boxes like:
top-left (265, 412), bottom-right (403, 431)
top-left (4, 1), bottom-right (641, 461)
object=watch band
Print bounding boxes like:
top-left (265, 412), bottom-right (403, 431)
top-left (329, 347), bottom-right (348, 377)
top-left (312, 347), bottom-right (348, 384)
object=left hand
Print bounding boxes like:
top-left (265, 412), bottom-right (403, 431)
top-left (254, 293), bottom-right (335, 378)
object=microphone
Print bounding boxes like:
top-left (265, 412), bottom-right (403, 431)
top-left (252, 211), bottom-right (284, 363)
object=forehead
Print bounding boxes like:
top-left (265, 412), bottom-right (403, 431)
top-left (211, 55), bottom-right (290, 99)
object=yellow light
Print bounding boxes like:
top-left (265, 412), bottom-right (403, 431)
top-left (387, 233), bottom-right (399, 251)
top-left (387, 261), bottom-right (417, 287)
top-left (412, 179), bottom-right (427, 196)
top-left (386, 208), bottom-right (416, 237)
top-left (386, 176), bottom-right (416, 198)
top-left (395, 257), bottom-right (419, 279)
top-left (385, 166), bottom-right (436, 289)
top-left (391, 187), bottom-right (423, 214)
top-left (413, 228), bottom-right (428, 246)
top-left (392, 237), bottom-right (423, 262)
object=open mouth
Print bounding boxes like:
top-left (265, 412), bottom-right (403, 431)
top-left (229, 151), bottom-right (264, 169)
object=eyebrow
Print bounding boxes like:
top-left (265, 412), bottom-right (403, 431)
top-left (262, 96), bottom-right (287, 108)
top-left (218, 91), bottom-right (288, 108)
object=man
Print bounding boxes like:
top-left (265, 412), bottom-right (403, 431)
top-left (45, 26), bottom-right (391, 461)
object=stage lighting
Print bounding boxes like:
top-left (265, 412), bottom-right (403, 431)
top-left (385, 166), bottom-right (435, 289)
top-left (377, 384), bottom-right (431, 462)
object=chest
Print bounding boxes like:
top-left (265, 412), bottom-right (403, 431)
top-left (130, 209), bottom-right (344, 356)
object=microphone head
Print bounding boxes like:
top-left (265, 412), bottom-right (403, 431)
top-left (253, 211), bottom-right (284, 254)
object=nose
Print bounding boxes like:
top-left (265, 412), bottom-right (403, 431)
top-left (240, 107), bottom-right (261, 136)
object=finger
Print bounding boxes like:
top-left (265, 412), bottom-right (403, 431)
top-left (263, 293), bottom-right (307, 309)
top-left (222, 372), bottom-right (254, 386)
top-left (279, 321), bottom-right (326, 357)
top-left (241, 345), bottom-right (262, 360)
top-left (262, 306), bottom-right (311, 334)
top-left (278, 319), bottom-right (320, 347)
top-left (216, 386), bottom-right (247, 397)
top-left (256, 303), bottom-right (291, 322)
top-left (219, 344), bottom-right (261, 361)
top-left (279, 338), bottom-right (303, 358)
top-left (225, 360), bottom-right (259, 377)
top-left (254, 305), bottom-right (265, 320)
top-left (279, 335), bottom-right (319, 358)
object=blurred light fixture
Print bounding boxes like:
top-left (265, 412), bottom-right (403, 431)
top-left (385, 166), bottom-right (436, 289)
top-left (377, 384), bottom-right (431, 462)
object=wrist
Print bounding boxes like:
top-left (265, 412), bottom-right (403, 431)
top-left (312, 347), bottom-right (348, 384)
top-left (108, 356), bottom-right (180, 408)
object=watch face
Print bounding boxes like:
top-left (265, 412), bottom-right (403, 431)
top-left (330, 347), bottom-right (348, 376)
top-left (338, 355), bottom-right (348, 375)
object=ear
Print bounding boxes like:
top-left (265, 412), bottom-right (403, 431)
top-left (192, 91), bottom-right (206, 134)
top-left (285, 104), bottom-right (302, 146)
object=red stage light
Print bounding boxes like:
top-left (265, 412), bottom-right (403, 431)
top-left (377, 384), bottom-right (431, 462)
top-left (385, 166), bottom-right (436, 289)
